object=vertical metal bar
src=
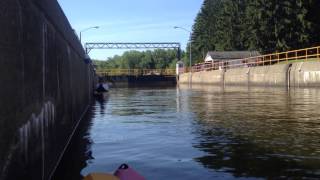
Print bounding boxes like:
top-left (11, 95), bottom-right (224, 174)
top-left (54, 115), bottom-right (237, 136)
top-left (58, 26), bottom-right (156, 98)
top-left (270, 55), bottom-right (272, 65)
top-left (306, 49), bottom-right (308, 61)
top-left (211, 60), bottom-right (214, 71)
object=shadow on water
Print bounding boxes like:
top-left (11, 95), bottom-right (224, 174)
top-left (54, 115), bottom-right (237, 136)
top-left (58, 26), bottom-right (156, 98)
top-left (183, 84), bottom-right (320, 179)
top-left (52, 98), bottom-right (102, 180)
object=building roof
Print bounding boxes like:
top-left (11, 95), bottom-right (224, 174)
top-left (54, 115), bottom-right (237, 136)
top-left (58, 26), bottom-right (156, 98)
top-left (206, 51), bottom-right (261, 60)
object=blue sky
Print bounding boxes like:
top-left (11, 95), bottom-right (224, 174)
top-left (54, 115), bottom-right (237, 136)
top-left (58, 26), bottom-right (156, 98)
top-left (57, 0), bottom-right (203, 60)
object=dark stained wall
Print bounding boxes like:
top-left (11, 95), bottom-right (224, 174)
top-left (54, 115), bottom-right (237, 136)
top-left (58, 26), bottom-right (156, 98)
top-left (0, 0), bottom-right (94, 179)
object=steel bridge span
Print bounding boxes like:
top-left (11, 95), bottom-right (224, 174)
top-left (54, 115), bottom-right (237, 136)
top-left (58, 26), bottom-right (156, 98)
top-left (85, 42), bottom-right (182, 59)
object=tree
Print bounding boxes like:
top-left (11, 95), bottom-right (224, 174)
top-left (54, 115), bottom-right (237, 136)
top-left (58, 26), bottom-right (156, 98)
top-left (191, 0), bottom-right (320, 56)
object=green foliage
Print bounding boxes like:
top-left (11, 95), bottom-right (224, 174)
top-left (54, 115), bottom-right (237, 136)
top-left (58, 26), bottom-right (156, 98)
top-left (191, 0), bottom-right (320, 56)
top-left (93, 49), bottom-right (181, 70)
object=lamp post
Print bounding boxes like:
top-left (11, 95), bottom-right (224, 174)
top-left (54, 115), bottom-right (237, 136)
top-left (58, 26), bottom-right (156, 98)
top-left (79, 26), bottom-right (99, 44)
top-left (174, 26), bottom-right (192, 86)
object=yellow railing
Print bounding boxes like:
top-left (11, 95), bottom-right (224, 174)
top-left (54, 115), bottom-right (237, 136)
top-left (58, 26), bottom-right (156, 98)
top-left (96, 69), bottom-right (176, 76)
top-left (191, 46), bottom-right (320, 72)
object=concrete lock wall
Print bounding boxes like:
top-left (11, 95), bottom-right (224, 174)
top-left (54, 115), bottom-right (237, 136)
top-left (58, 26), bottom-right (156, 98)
top-left (290, 62), bottom-right (320, 87)
top-left (179, 71), bottom-right (224, 85)
top-left (249, 66), bottom-right (268, 86)
top-left (0, 0), bottom-right (94, 179)
top-left (264, 64), bottom-right (290, 86)
top-left (179, 73), bottom-right (191, 84)
top-left (201, 70), bottom-right (224, 85)
top-left (249, 64), bottom-right (290, 86)
top-left (179, 62), bottom-right (320, 87)
top-left (224, 68), bottom-right (250, 86)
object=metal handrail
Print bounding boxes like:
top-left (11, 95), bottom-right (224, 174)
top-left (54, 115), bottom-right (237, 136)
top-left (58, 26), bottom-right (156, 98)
top-left (189, 46), bottom-right (320, 73)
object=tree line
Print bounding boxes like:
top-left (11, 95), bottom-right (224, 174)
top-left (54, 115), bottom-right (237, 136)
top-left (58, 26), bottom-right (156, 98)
top-left (93, 49), bottom-right (182, 71)
top-left (191, 0), bottom-right (320, 62)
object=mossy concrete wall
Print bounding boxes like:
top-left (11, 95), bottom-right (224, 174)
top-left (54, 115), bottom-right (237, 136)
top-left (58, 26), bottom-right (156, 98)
top-left (0, 0), bottom-right (94, 179)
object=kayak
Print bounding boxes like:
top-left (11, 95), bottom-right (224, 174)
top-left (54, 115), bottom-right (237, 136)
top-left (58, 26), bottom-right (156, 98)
top-left (84, 164), bottom-right (145, 180)
top-left (84, 173), bottom-right (119, 180)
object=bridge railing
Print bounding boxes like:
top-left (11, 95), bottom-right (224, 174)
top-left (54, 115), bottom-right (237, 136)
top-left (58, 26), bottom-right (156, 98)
top-left (96, 69), bottom-right (176, 76)
top-left (190, 46), bottom-right (320, 73)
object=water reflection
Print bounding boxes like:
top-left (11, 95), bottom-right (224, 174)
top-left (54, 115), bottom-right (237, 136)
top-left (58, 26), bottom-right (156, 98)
top-left (52, 102), bottom-right (95, 180)
top-left (185, 85), bottom-right (320, 179)
top-left (96, 94), bottom-right (109, 115)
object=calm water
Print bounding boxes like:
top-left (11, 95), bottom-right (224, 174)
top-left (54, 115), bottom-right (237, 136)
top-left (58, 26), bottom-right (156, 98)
top-left (54, 85), bottom-right (320, 180)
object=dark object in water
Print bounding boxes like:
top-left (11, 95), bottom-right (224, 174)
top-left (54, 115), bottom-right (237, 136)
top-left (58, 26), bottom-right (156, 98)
top-left (93, 91), bottom-right (108, 99)
top-left (96, 83), bottom-right (108, 93)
